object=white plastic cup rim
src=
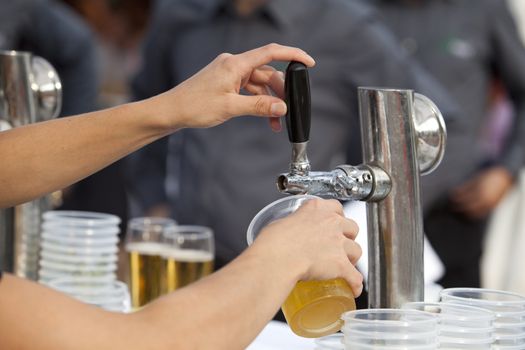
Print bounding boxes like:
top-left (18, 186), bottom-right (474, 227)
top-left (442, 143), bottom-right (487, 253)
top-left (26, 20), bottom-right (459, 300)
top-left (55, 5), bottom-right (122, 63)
top-left (40, 250), bottom-right (118, 264)
top-left (42, 233), bottom-right (119, 246)
top-left (342, 309), bottom-right (438, 327)
top-left (48, 279), bottom-right (128, 297)
top-left (43, 211), bottom-right (121, 226)
top-left (343, 340), bottom-right (438, 349)
top-left (342, 328), bottom-right (438, 340)
top-left (402, 302), bottom-right (495, 323)
top-left (439, 325), bottom-right (494, 335)
top-left (41, 241), bottom-right (119, 255)
top-left (126, 217), bottom-right (177, 238)
top-left (440, 288), bottom-right (525, 308)
top-left (246, 195), bottom-right (320, 246)
top-left (42, 224), bottom-right (120, 236)
top-left (39, 275), bottom-right (117, 286)
top-left (72, 294), bottom-right (127, 305)
top-left (162, 225), bottom-right (214, 241)
top-left (39, 270), bottom-right (116, 282)
top-left (493, 332), bottom-right (525, 340)
top-left (442, 301), bottom-right (525, 318)
top-left (494, 321), bottom-right (525, 329)
top-left (438, 336), bottom-right (494, 345)
top-left (40, 259), bottom-right (117, 272)
top-left (492, 345), bottom-right (525, 350)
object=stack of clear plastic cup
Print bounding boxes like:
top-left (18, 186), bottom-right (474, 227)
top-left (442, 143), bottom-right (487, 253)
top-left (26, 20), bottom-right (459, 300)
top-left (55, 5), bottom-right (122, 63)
top-left (341, 309), bottom-right (439, 350)
top-left (38, 211), bottom-right (120, 284)
top-left (403, 302), bottom-right (495, 349)
top-left (440, 288), bottom-right (525, 349)
top-left (47, 277), bottom-right (131, 313)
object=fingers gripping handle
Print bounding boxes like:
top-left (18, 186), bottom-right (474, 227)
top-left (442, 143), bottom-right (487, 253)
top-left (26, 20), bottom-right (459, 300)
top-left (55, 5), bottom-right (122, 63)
top-left (285, 61), bottom-right (311, 143)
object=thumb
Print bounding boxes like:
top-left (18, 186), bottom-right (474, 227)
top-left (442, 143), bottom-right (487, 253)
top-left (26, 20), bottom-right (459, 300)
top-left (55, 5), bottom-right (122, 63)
top-left (229, 94), bottom-right (287, 118)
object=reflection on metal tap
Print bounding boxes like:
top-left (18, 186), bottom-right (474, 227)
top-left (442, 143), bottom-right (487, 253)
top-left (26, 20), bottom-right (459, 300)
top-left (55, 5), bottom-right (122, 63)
top-left (278, 62), bottom-right (446, 309)
top-left (0, 50), bottom-right (62, 279)
top-left (277, 165), bottom-right (390, 201)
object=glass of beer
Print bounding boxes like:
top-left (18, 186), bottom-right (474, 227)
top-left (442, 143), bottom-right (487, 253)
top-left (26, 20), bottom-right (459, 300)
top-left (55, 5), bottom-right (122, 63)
top-left (161, 226), bottom-right (214, 293)
top-left (125, 217), bottom-right (177, 308)
top-left (247, 195), bottom-right (356, 338)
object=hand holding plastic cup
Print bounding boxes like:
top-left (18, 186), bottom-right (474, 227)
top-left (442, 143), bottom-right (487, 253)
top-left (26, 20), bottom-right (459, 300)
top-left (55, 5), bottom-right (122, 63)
top-left (246, 195), bottom-right (357, 338)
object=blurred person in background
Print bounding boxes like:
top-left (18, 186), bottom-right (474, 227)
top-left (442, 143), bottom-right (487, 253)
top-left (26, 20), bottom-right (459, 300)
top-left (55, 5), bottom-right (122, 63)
top-left (375, 0), bottom-right (525, 288)
top-left (127, 0), bottom-right (459, 305)
top-left (62, 0), bottom-right (153, 107)
top-left (58, 0), bottom-right (154, 231)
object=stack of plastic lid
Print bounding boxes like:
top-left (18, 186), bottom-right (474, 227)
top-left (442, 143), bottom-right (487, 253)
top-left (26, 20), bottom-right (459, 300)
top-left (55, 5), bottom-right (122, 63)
top-left (441, 288), bottom-right (525, 349)
top-left (48, 278), bottom-right (131, 313)
top-left (341, 309), bottom-right (439, 350)
top-left (38, 211), bottom-right (120, 284)
top-left (403, 302), bottom-right (495, 349)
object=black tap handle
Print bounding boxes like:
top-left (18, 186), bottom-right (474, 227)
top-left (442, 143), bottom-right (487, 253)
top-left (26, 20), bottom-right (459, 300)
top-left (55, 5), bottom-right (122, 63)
top-left (285, 61), bottom-right (311, 143)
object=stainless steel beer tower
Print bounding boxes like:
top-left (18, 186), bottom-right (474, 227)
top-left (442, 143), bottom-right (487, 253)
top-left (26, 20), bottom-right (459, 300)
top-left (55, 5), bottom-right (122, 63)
top-left (278, 62), bottom-right (446, 308)
top-left (0, 50), bottom-right (62, 279)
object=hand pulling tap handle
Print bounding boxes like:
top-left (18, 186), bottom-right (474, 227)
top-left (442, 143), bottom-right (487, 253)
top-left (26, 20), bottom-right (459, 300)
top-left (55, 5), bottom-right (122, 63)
top-left (285, 61), bottom-right (311, 143)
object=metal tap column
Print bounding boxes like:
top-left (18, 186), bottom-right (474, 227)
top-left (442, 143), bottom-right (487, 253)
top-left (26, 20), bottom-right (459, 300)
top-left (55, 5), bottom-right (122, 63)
top-left (0, 50), bottom-right (61, 279)
top-left (358, 87), bottom-right (424, 308)
top-left (0, 51), bottom-right (36, 274)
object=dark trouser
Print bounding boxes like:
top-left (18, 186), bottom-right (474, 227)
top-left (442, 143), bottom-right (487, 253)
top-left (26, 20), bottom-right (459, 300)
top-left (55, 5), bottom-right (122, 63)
top-left (424, 198), bottom-right (488, 288)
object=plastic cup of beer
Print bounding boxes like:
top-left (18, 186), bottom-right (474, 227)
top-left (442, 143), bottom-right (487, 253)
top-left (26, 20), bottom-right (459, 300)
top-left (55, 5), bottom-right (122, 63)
top-left (125, 217), bottom-right (177, 308)
top-left (246, 195), bottom-right (356, 338)
top-left (161, 226), bottom-right (214, 293)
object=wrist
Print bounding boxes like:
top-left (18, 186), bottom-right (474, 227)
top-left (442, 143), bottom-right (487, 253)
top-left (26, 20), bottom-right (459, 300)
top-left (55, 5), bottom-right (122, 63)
top-left (248, 238), bottom-right (308, 285)
top-left (137, 90), bottom-right (183, 137)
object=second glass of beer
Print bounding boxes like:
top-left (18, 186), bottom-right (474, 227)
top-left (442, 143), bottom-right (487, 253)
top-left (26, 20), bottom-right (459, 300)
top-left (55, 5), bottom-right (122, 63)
top-left (247, 196), bottom-right (356, 338)
top-left (161, 226), bottom-right (214, 292)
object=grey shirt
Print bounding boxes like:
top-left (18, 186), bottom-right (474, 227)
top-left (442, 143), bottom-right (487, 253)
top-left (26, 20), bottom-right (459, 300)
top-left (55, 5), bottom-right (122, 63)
top-left (376, 0), bottom-right (525, 198)
top-left (130, 0), bottom-right (459, 264)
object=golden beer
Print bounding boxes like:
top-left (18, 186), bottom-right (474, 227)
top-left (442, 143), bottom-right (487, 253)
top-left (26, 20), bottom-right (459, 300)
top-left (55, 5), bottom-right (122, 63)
top-left (282, 277), bottom-right (356, 338)
top-left (126, 242), bottom-right (166, 308)
top-left (161, 249), bottom-right (214, 292)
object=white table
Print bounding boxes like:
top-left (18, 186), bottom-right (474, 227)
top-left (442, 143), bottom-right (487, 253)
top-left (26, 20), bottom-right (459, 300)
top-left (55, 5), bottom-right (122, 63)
top-left (247, 321), bottom-right (317, 350)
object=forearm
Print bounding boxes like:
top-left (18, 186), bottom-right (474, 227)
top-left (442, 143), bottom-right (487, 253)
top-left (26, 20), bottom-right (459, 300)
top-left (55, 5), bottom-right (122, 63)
top-left (0, 198), bottom-right (359, 350)
top-left (0, 245), bottom-right (301, 350)
top-left (136, 244), bottom-right (301, 349)
top-left (0, 99), bottom-right (172, 208)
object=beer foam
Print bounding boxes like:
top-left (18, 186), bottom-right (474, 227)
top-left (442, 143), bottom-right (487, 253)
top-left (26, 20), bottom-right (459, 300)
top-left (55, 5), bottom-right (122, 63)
top-left (160, 248), bottom-right (214, 262)
top-left (125, 242), bottom-right (167, 256)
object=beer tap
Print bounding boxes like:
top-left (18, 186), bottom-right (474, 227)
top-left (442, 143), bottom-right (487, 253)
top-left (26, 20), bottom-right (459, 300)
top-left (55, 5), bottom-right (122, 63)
top-left (278, 61), bottom-right (447, 309)
top-left (277, 62), bottom-right (391, 202)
